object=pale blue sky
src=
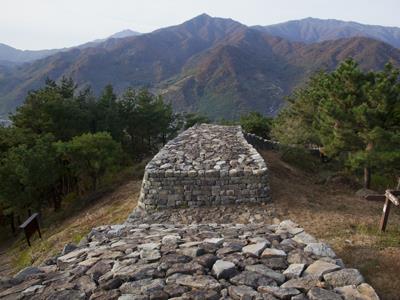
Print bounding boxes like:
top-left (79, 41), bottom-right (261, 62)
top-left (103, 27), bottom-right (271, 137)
top-left (2, 0), bottom-right (399, 50)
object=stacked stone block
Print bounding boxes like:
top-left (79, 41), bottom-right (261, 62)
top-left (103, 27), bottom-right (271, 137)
top-left (138, 124), bottom-right (270, 210)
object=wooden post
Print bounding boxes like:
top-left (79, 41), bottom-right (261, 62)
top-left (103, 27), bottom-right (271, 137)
top-left (380, 197), bottom-right (392, 232)
top-left (19, 213), bottom-right (41, 247)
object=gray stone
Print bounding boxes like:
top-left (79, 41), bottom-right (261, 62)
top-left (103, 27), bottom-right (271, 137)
top-left (163, 284), bottom-right (190, 298)
top-left (283, 264), bottom-right (305, 279)
top-left (292, 232), bottom-right (317, 245)
top-left (140, 249), bottom-right (161, 262)
top-left (303, 260), bottom-right (341, 279)
top-left (334, 283), bottom-right (379, 300)
top-left (228, 285), bottom-right (258, 300)
top-left (194, 253), bottom-right (218, 268)
top-left (166, 262), bottom-right (204, 276)
top-left (245, 264), bottom-right (286, 284)
top-left (281, 276), bottom-right (320, 292)
top-left (307, 287), bottom-right (342, 300)
top-left (304, 243), bottom-right (336, 258)
top-left (323, 269), bottom-right (365, 287)
top-left (138, 242), bottom-right (160, 251)
top-left (242, 242), bottom-right (268, 257)
top-left (182, 289), bottom-right (220, 300)
top-left (61, 243), bottom-right (78, 255)
top-left (14, 266), bottom-right (42, 282)
top-left (230, 271), bottom-right (277, 288)
top-left (261, 248), bottom-right (287, 258)
top-left (56, 248), bottom-right (88, 269)
top-left (21, 284), bottom-right (45, 296)
top-left (162, 234), bottom-right (181, 245)
top-left (212, 260), bottom-right (237, 279)
top-left (258, 286), bottom-right (301, 299)
top-left (180, 247), bottom-right (205, 257)
top-left (120, 278), bottom-right (152, 294)
top-left (204, 237), bottom-right (224, 246)
top-left (175, 274), bottom-right (221, 290)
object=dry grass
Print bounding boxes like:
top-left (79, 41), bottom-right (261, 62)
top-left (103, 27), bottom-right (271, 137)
top-left (6, 181), bottom-right (141, 274)
top-left (262, 150), bottom-right (400, 300)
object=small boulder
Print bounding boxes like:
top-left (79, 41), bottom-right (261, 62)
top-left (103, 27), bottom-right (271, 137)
top-left (323, 268), bottom-right (364, 287)
top-left (212, 260), bottom-right (237, 279)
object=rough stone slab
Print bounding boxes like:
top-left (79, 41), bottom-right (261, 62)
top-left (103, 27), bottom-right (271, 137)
top-left (242, 242), bottom-right (268, 257)
top-left (303, 260), bottom-right (341, 279)
top-left (2, 221), bottom-right (377, 299)
top-left (323, 268), bottom-right (365, 287)
top-left (283, 263), bottom-right (305, 279)
top-left (212, 260), bottom-right (237, 279)
top-left (307, 287), bottom-right (342, 300)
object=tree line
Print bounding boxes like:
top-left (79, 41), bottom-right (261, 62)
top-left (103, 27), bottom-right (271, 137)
top-left (272, 59), bottom-right (400, 189)
top-left (0, 78), bottom-right (182, 227)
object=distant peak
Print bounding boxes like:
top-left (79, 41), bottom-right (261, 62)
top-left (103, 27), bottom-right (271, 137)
top-left (109, 29), bottom-right (140, 39)
top-left (186, 13), bottom-right (215, 24)
top-left (195, 13), bottom-right (212, 19)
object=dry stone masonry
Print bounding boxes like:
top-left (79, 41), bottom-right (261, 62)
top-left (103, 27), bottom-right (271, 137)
top-left (0, 209), bottom-right (379, 299)
top-left (138, 124), bottom-right (270, 210)
top-left (0, 125), bottom-right (379, 299)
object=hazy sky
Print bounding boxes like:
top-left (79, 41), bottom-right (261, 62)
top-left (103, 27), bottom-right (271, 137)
top-left (2, 0), bottom-right (400, 50)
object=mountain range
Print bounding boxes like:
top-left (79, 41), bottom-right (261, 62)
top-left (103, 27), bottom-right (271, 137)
top-left (1, 14), bottom-right (400, 119)
top-left (0, 29), bottom-right (140, 65)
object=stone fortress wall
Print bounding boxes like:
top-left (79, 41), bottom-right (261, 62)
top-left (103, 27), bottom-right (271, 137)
top-left (137, 124), bottom-right (270, 210)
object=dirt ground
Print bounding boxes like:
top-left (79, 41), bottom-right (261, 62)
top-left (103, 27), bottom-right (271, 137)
top-left (262, 150), bottom-right (400, 300)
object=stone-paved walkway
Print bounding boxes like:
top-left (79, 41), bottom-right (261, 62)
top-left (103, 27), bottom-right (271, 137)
top-left (0, 206), bottom-right (379, 299)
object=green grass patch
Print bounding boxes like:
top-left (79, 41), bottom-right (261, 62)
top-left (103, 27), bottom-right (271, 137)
top-left (356, 223), bottom-right (400, 248)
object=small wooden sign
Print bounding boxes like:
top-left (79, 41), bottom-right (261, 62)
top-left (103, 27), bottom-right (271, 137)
top-left (379, 190), bottom-right (400, 232)
top-left (19, 213), bottom-right (41, 247)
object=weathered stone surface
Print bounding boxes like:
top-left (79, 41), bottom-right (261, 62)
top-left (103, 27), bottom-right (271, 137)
top-left (2, 217), bottom-right (377, 299)
top-left (204, 237), bottom-right (224, 246)
top-left (283, 264), bottom-right (305, 279)
top-left (323, 268), bottom-right (365, 287)
top-left (56, 248), bottom-right (88, 269)
top-left (261, 257), bottom-right (288, 270)
top-left (304, 243), bottom-right (336, 258)
top-left (21, 284), bottom-right (45, 297)
top-left (242, 242), bottom-right (268, 257)
top-left (194, 253), bottom-right (218, 269)
top-left (230, 271), bottom-right (277, 288)
top-left (261, 248), bottom-right (287, 258)
top-left (61, 243), bottom-right (78, 255)
top-left (303, 260), bottom-right (341, 278)
top-left (334, 283), bottom-right (379, 300)
top-left (212, 260), bottom-right (237, 279)
top-left (165, 262), bottom-right (204, 276)
top-left (228, 285), bottom-right (258, 299)
top-left (13, 266), bottom-right (42, 282)
top-left (307, 287), bottom-right (342, 300)
top-left (175, 274), bottom-right (221, 290)
top-left (292, 232), bottom-right (317, 245)
top-left (281, 276), bottom-right (320, 292)
top-left (245, 264), bottom-right (285, 284)
top-left (182, 289), bottom-right (220, 300)
top-left (258, 286), bottom-right (301, 299)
